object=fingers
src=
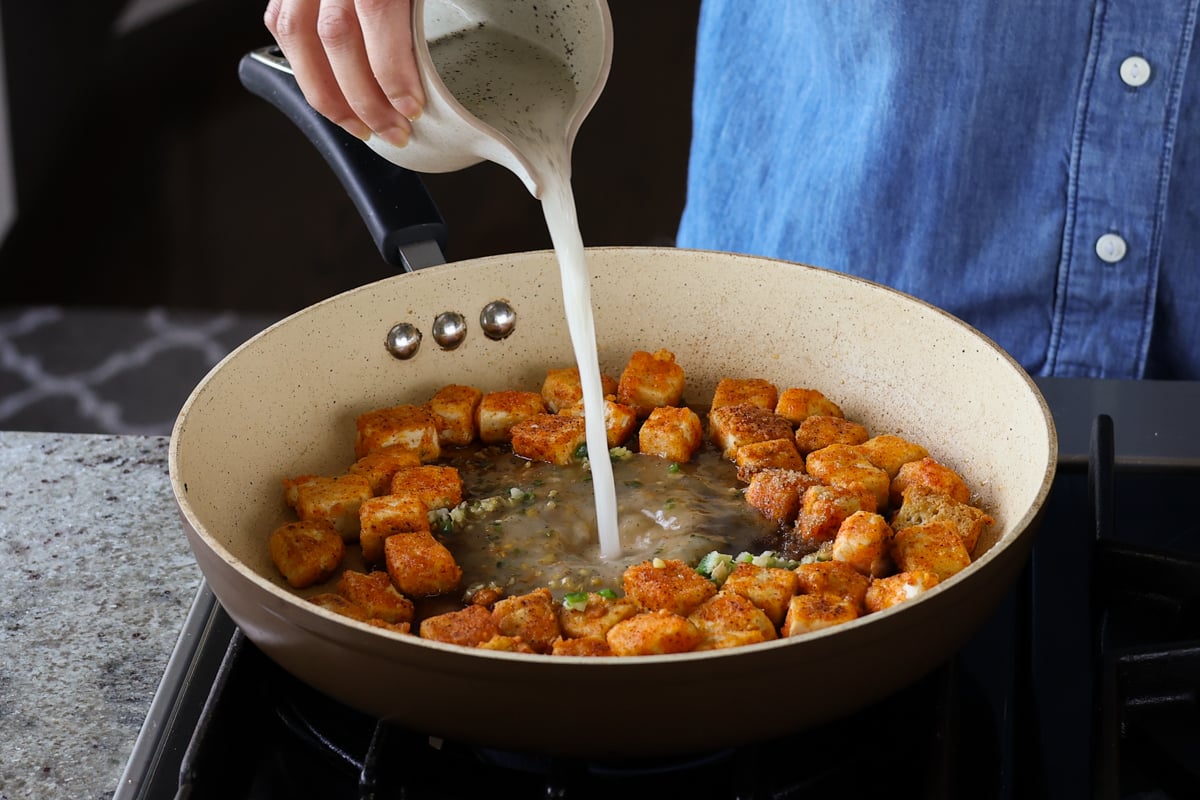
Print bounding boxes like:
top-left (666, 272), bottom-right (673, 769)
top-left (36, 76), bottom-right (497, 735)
top-left (357, 0), bottom-right (425, 118)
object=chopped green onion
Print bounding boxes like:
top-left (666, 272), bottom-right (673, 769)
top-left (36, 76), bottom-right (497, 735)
top-left (562, 592), bottom-right (589, 611)
top-left (596, 588), bottom-right (618, 599)
top-left (667, 463), bottom-right (681, 474)
top-left (573, 442), bottom-right (589, 460)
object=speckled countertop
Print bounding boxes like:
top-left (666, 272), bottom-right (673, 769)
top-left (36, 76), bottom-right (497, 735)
top-left (0, 432), bottom-right (200, 800)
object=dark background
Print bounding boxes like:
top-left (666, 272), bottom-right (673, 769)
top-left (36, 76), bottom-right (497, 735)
top-left (0, 0), bottom-right (699, 316)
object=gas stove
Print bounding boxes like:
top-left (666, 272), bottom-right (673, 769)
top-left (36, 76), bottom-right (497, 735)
top-left (116, 377), bottom-right (1200, 799)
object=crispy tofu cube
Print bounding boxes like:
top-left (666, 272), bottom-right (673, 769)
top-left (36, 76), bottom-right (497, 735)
top-left (687, 591), bottom-right (777, 647)
top-left (794, 415), bottom-right (870, 455)
top-left (890, 521), bottom-right (972, 582)
top-left (711, 378), bottom-right (779, 411)
top-left (858, 434), bottom-right (930, 479)
top-left (622, 558), bottom-right (718, 616)
top-left (616, 349), bottom-right (686, 417)
top-left (347, 446), bottom-right (423, 495)
top-left (389, 465), bottom-right (463, 510)
top-left (890, 456), bottom-right (972, 507)
top-left (734, 438), bottom-right (806, 482)
top-left (557, 593), bottom-right (641, 640)
top-left (806, 443), bottom-right (891, 510)
top-left (355, 404), bottom-right (440, 461)
top-left (791, 484), bottom-right (876, 552)
top-left (418, 604), bottom-right (499, 647)
top-left (559, 397), bottom-right (639, 448)
top-left (384, 530), bottom-right (462, 597)
top-left (720, 562), bottom-right (801, 626)
top-left (794, 560), bottom-right (870, 611)
top-left (285, 474), bottom-right (373, 541)
top-left (476, 390), bottom-right (546, 444)
top-left (551, 636), bottom-right (614, 657)
top-left (864, 570), bottom-right (940, 613)
top-left (359, 493), bottom-right (430, 563)
top-left (490, 588), bottom-right (561, 653)
top-left (336, 570), bottom-right (415, 624)
top-left (775, 388), bottom-right (844, 424)
top-left (708, 404), bottom-right (795, 460)
top-left (743, 469), bottom-right (821, 527)
top-left (831, 510), bottom-right (895, 578)
top-left (269, 520), bottom-right (346, 588)
top-left (638, 406), bottom-right (704, 463)
top-left (510, 413), bottom-right (587, 465)
top-left (891, 484), bottom-right (994, 555)
top-left (308, 593), bottom-right (368, 621)
top-left (365, 618), bottom-right (412, 635)
top-left (540, 367), bottom-right (618, 413)
top-left (477, 635), bottom-right (538, 653)
top-left (606, 610), bottom-right (703, 656)
top-left (692, 630), bottom-right (774, 651)
top-left (781, 593), bottom-right (859, 636)
top-left (428, 384), bottom-right (483, 447)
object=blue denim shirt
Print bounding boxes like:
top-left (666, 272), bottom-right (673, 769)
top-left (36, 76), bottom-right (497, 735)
top-left (676, 1), bottom-right (1200, 380)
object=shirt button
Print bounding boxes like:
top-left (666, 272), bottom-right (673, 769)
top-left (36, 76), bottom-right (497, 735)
top-left (1096, 233), bottom-right (1128, 263)
top-left (1120, 56), bottom-right (1152, 87)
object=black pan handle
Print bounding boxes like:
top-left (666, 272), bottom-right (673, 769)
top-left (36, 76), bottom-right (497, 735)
top-left (238, 46), bottom-right (448, 271)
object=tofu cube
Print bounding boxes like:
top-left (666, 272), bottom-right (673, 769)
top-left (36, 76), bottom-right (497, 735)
top-left (476, 390), bottom-right (546, 444)
top-left (559, 397), bottom-right (639, 448)
top-left (638, 406), bottom-right (704, 463)
top-left (477, 635), bottom-right (538, 653)
top-left (384, 530), bottom-right (463, 597)
top-left (687, 591), bottom-right (777, 646)
top-left (359, 493), bottom-right (430, 563)
top-left (557, 593), bottom-right (641, 640)
top-left (794, 415), bottom-right (870, 455)
top-left (864, 570), bottom-right (940, 613)
top-left (743, 468), bottom-right (821, 527)
top-left (734, 438), bottom-right (806, 482)
top-left (622, 558), bottom-right (718, 616)
top-left (890, 456), bottom-right (972, 507)
top-left (285, 474), bottom-right (373, 541)
top-left (831, 510), bottom-right (895, 578)
top-left (791, 484), bottom-right (876, 551)
top-left (347, 446), bottom-right (423, 495)
top-left (510, 413), bottom-right (587, 465)
top-left (606, 610), bottom-right (703, 655)
top-left (491, 588), bottom-right (562, 653)
top-left (720, 562), bottom-right (800, 626)
top-left (775, 388), bottom-right (844, 424)
top-left (308, 593), bottom-right (368, 621)
top-left (806, 443), bottom-right (891, 510)
top-left (890, 520), bottom-right (972, 582)
top-left (427, 384), bottom-right (483, 447)
top-left (355, 405), bottom-right (440, 461)
top-left (540, 367), bottom-right (618, 413)
top-left (616, 349), bottom-right (686, 417)
top-left (708, 404), bottom-right (795, 460)
top-left (389, 465), bottom-right (463, 510)
top-left (711, 378), bottom-right (779, 411)
top-left (891, 484), bottom-right (994, 554)
top-left (269, 520), bottom-right (346, 588)
top-left (858, 434), bottom-right (930, 479)
top-left (418, 604), bottom-right (499, 647)
top-left (336, 569), bottom-right (415, 624)
top-left (551, 636), bottom-right (614, 657)
top-left (781, 593), bottom-right (859, 636)
top-left (794, 560), bottom-right (870, 611)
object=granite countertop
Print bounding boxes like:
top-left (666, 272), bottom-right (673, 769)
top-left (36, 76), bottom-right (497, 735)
top-left (0, 432), bottom-right (200, 800)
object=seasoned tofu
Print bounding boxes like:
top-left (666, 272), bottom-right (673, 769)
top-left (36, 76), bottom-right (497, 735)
top-left (510, 413), bottom-right (587, 465)
top-left (806, 443), bottom-right (891, 510)
top-left (336, 570), bottom-right (415, 624)
top-left (687, 591), bottom-right (777, 645)
top-left (476, 390), bottom-right (546, 444)
top-left (354, 404), bottom-right (440, 461)
top-left (638, 405), bottom-right (704, 463)
top-left (540, 367), bottom-right (618, 413)
top-left (858, 434), bottom-right (930, 479)
top-left (743, 468), bottom-right (821, 527)
top-left (781, 593), bottom-right (859, 636)
top-left (384, 530), bottom-right (463, 597)
top-left (623, 558), bottom-right (718, 616)
top-left (269, 520), bottom-right (346, 588)
top-left (831, 510), bottom-right (895, 577)
top-left (734, 438), bottom-right (806, 482)
top-left (794, 415), bottom-right (869, 456)
top-left (308, 593), bottom-right (368, 621)
top-left (606, 610), bottom-right (703, 656)
top-left (284, 474), bottom-right (373, 541)
top-left (418, 604), bottom-right (499, 647)
top-left (427, 384), bottom-right (483, 447)
top-left (359, 492), bottom-right (430, 563)
top-left (708, 404), bottom-right (795, 460)
top-left (775, 388), bottom-right (844, 424)
top-left (559, 397), bottom-right (639, 448)
top-left (890, 520), bottom-right (972, 582)
top-left (347, 446), bottom-right (422, 495)
top-left (389, 465), bottom-right (463, 510)
top-left (477, 635), bottom-right (538, 653)
top-left (864, 570), bottom-right (940, 613)
top-left (794, 560), bottom-right (870, 611)
top-left (551, 636), bottom-right (614, 657)
top-left (890, 456), bottom-right (972, 507)
top-left (790, 484), bottom-right (876, 553)
top-left (615, 349), bottom-right (686, 417)
top-left (557, 592), bottom-right (640, 640)
top-left (891, 484), bottom-right (994, 555)
top-left (711, 378), bottom-right (779, 411)
top-left (491, 588), bottom-right (562, 653)
top-left (720, 562), bottom-right (800, 627)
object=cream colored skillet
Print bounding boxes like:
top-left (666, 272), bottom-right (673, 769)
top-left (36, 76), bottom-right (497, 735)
top-left (167, 52), bottom-right (1057, 758)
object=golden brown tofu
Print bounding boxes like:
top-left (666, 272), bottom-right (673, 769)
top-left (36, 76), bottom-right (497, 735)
top-left (781, 593), bottom-right (859, 636)
top-left (477, 635), bottom-right (538, 654)
top-left (864, 570), bottom-right (940, 613)
top-left (491, 588), bottom-right (562, 653)
top-left (708, 404), bottom-right (795, 460)
top-left (308, 593), bottom-right (368, 621)
top-left (831, 510), bottom-right (895, 578)
top-left (476, 390), bottom-right (547, 444)
top-left (794, 560), bottom-right (870, 611)
top-left (551, 636), bottom-right (614, 657)
top-left (606, 610), bottom-right (703, 656)
top-left (806, 443), bottom-right (891, 510)
top-left (891, 484), bottom-right (994, 555)
top-left (336, 570), bottom-right (415, 624)
top-left (347, 446), bottom-right (423, 495)
top-left (720, 562), bottom-right (800, 627)
top-left (711, 378), bottom-right (779, 411)
top-left (559, 397), bottom-right (639, 448)
top-left (359, 493), bottom-right (430, 563)
top-left (384, 530), bottom-right (463, 597)
top-left (775, 388), bottom-right (844, 424)
top-left (418, 604), bottom-right (500, 647)
top-left (269, 520), bottom-right (346, 588)
top-left (794, 415), bottom-right (870, 455)
top-left (389, 465), bottom-right (463, 510)
top-left (890, 521), bottom-right (973, 582)
top-left (427, 384), bottom-right (483, 447)
top-left (889, 456), bottom-right (972, 507)
top-left (510, 413), bottom-right (587, 465)
top-left (858, 434), bottom-right (930, 479)
top-left (557, 593), bottom-right (640, 640)
top-left (615, 349), bottom-right (686, 418)
top-left (638, 405), bottom-right (704, 463)
top-left (743, 469), bottom-right (821, 527)
top-left (540, 367), bottom-right (618, 413)
top-left (285, 474), bottom-right (374, 541)
top-left (687, 591), bottom-right (777, 645)
top-left (734, 438), bottom-right (806, 482)
top-left (791, 484), bottom-right (877, 553)
top-left (365, 618), bottom-right (412, 635)
top-left (622, 558), bottom-right (718, 616)
top-left (354, 404), bottom-right (440, 461)
top-left (692, 629), bottom-right (773, 651)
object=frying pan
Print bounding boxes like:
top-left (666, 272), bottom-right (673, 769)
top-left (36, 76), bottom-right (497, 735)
top-left (166, 54), bottom-right (1058, 758)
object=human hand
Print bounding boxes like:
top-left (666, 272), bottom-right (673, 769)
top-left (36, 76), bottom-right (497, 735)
top-left (264, 0), bottom-right (425, 149)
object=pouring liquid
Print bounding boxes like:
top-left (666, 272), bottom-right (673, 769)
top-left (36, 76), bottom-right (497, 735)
top-left (428, 27), bottom-right (621, 559)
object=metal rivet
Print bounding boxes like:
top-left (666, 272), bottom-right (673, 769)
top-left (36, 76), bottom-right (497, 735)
top-left (432, 311), bottom-right (468, 350)
top-left (385, 322), bottom-right (422, 359)
top-left (480, 300), bottom-right (516, 340)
